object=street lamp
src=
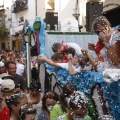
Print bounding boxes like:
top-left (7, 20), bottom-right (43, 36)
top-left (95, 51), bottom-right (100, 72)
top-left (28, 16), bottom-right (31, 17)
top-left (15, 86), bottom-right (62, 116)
top-left (73, 0), bottom-right (80, 21)
top-left (73, 0), bottom-right (83, 32)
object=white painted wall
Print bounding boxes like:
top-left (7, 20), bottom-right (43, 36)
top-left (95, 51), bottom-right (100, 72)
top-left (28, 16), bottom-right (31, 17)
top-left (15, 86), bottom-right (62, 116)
top-left (11, 0), bottom-right (36, 27)
top-left (37, 0), bottom-right (55, 20)
top-left (54, 0), bottom-right (87, 32)
top-left (55, 0), bottom-right (76, 21)
top-left (79, 0), bottom-right (87, 32)
top-left (37, 0), bottom-right (46, 19)
top-left (0, 0), bottom-right (12, 9)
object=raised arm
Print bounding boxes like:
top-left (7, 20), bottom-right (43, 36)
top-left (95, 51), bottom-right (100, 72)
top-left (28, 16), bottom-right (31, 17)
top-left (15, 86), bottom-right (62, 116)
top-left (68, 54), bottom-right (79, 75)
top-left (38, 55), bottom-right (60, 67)
top-left (81, 49), bottom-right (98, 67)
top-left (68, 60), bottom-right (77, 75)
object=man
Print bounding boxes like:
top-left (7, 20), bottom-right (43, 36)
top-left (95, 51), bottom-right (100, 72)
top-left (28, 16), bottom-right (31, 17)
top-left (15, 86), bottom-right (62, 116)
top-left (0, 79), bottom-right (15, 120)
top-left (6, 61), bottom-right (27, 93)
top-left (0, 61), bottom-right (6, 75)
top-left (1, 79), bottom-right (15, 98)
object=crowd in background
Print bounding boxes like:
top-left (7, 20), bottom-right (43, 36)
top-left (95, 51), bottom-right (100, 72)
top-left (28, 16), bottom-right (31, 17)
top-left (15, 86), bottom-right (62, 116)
top-left (0, 16), bottom-right (120, 120)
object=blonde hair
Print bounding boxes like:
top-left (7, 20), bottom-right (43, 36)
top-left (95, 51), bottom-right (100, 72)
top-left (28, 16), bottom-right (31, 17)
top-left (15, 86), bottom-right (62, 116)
top-left (92, 16), bottom-right (110, 31)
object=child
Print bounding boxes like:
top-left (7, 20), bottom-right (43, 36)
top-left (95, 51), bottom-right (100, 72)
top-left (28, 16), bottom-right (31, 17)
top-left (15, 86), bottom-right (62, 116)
top-left (52, 42), bottom-right (82, 62)
top-left (56, 91), bottom-right (92, 120)
top-left (51, 53), bottom-right (64, 63)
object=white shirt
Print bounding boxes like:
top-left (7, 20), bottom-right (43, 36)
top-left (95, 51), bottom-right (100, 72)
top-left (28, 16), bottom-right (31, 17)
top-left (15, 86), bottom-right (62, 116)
top-left (16, 63), bottom-right (24, 76)
top-left (66, 43), bottom-right (82, 56)
top-left (57, 63), bottom-right (82, 73)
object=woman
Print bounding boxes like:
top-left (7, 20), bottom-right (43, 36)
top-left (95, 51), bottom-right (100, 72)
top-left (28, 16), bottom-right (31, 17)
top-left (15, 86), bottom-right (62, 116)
top-left (27, 80), bottom-right (42, 120)
top-left (87, 16), bottom-right (120, 72)
top-left (82, 16), bottom-right (120, 120)
top-left (38, 91), bottom-right (59, 120)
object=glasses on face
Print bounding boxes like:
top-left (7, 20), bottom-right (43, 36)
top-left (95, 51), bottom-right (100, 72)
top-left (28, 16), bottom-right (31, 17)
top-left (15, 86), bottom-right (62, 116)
top-left (95, 27), bottom-right (108, 35)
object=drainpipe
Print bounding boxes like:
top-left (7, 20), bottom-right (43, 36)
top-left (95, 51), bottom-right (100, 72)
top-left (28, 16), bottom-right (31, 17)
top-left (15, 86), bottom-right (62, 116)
top-left (77, 0), bottom-right (78, 4)
top-left (35, 0), bottom-right (37, 17)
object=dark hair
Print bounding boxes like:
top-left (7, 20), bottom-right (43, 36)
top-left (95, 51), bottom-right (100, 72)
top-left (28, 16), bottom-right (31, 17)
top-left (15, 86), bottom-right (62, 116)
top-left (62, 82), bottom-right (77, 97)
top-left (52, 43), bottom-right (61, 53)
top-left (64, 47), bottom-right (75, 57)
top-left (59, 93), bottom-right (67, 113)
top-left (19, 107), bottom-right (36, 120)
top-left (29, 80), bottom-right (41, 91)
top-left (6, 94), bottom-right (21, 107)
top-left (6, 61), bottom-right (16, 69)
top-left (51, 53), bottom-right (64, 62)
top-left (78, 55), bottom-right (89, 68)
top-left (42, 91), bottom-right (59, 111)
top-left (58, 83), bottom-right (77, 113)
top-left (6, 93), bottom-right (27, 113)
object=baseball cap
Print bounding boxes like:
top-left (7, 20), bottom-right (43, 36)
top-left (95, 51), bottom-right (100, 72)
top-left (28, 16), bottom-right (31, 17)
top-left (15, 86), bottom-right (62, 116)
top-left (0, 61), bottom-right (4, 67)
top-left (1, 79), bottom-right (15, 91)
top-left (0, 73), bottom-right (11, 79)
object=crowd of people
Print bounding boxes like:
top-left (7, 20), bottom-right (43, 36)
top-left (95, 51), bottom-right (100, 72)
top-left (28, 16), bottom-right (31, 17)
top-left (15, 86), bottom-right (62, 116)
top-left (0, 16), bottom-right (120, 120)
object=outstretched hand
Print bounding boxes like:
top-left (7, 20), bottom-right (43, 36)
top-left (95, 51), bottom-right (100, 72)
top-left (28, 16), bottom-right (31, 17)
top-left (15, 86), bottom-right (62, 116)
top-left (68, 54), bottom-right (73, 60)
top-left (88, 43), bottom-right (95, 51)
top-left (38, 54), bottom-right (46, 62)
top-left (81, 48), bottom-right (88, 56)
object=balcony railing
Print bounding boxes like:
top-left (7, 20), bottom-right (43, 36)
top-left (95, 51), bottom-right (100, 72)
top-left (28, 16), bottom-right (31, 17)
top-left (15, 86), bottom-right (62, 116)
top-left (12, 0), bottom-right (28, 13)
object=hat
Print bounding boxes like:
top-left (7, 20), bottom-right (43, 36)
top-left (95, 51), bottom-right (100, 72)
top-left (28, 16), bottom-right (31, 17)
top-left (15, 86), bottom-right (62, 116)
top-left (0, 73), bottom-right (11, 79)
top-left (1, 79), bottom-right (15, 91)
top-left (0, 78), bottom-right (3, 84)
top-left (0, 61), bottom-right (4, 67)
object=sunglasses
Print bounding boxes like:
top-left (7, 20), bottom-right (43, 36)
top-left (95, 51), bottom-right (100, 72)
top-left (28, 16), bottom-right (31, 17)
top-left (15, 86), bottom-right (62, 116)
top-left (95, 27), bottom-right (108, 35)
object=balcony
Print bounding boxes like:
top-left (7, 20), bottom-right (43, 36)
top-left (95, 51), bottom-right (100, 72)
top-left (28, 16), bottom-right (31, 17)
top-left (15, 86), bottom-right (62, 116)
top-left (12, 0), bottom-right (28, 13)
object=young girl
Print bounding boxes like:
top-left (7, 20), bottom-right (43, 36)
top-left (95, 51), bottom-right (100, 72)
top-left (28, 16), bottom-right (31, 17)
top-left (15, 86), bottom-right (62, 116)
top-left (38, 91), bottom-right (59, 120)
top-left (52, 42), bottom-right (82, 62)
